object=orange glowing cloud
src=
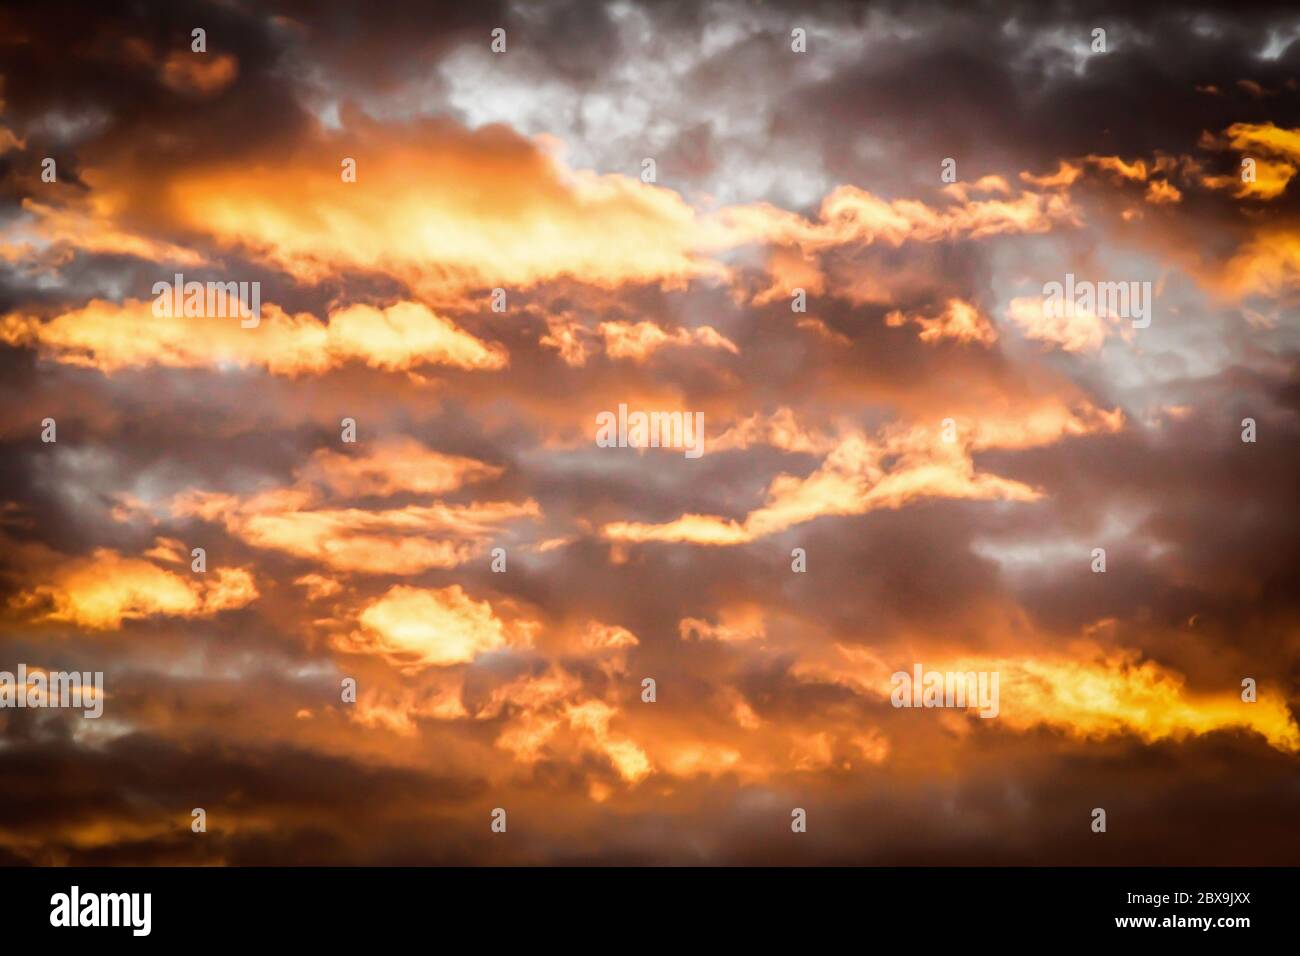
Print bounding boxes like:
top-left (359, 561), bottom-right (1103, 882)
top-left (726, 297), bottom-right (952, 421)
top-left (540, 317), bottom-right (738, 367)
top-left (11, 548), bottom-right (257, 629)
top-left (1019, 161), bottom-right (1084, 190)
top-left (562, 700), bottom-right (654, 784)
top-left (1219, 230), bottom-right (1300, 297)
top-left (712, 407), bottom-right (839, 454)
top-left (601, 433), bottom-right (1038, 545)
top-left (156, 115), bottom-right (728, 292)
top-left (464, 667), bottom-right (653, 793)
top-left (298, 438), bottom-right (503, 497)
top-left (1019, 125), bottom-right (1296, 212)
top-left (347, 679), bottom-right (470, 736)
top-left (579, 622), bottom-right (640, 651)
top-left (599, 321), bottom-right (738, 362)
top-left (1200, 123), bottom-right (1299, 200)
top-left (802, 644), bottom-right (1300, 753)
top-left (723, 182), bottom-right (1079, 252)
top-left (603, 402), bottom-right (1121, 546)
top-left (294, 573), bottom-right (342, 601)
top-left (0, 127), bottom-right (23, 156)
top-left (19, 113), bottom-right (1085, 311)
top-left (885, 298), bottom-right (999, 345)
top-left (940, 175), bottom-right (1013, 204)
top-left (175, 493), bottom-right (538, 575)
top-left (159, 51), bottom-right (238, 97)
top-left (1144, 179), bottom-right (1182, 204)
top-left (1005, 295), bottom-right (1114, 353)
top-left (170, 439), bottom-right (537, 574)
top-left (7, 199), bottom-right (206, 270)
top-left (601, 434), bottom-right (1025, 546)
top-left (1085, 155), bottom-right (1149, 182)
top-left (334, 584), bottom-right (526, 669)
top-left (680, 606), bottom-right (766, 643)
top-left (1, 298), bottom-right (506, 375)
top-left (539, 314), bottom-right (595, 367)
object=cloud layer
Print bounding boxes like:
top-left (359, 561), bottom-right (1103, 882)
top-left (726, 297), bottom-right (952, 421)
top-left (1, 0), bottom-right (1298, 865)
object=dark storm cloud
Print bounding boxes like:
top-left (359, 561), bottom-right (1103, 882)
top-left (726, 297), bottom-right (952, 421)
top-left (0, 726), bottom-right (484, 864)
top-left (775, 0), bottom-right (1300, 188)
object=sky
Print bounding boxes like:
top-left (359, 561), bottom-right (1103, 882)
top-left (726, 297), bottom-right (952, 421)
top-left (0, 0), bottom-right (1298, 865)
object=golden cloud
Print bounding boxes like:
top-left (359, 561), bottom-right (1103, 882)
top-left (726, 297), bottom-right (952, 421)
top-left (13, 114), bottom-right (1084, 312)
top-left (540, 316), bottom-right (738, 366)
top-left (1144, 179), bottom-right (1182, 204)
top-left (803, 643), bottom-right (1300, 753)
top-left (7, 199), bottom-right (206, 270)
top-left (1019, 161), bottom-right (1084, 190)
top-left (158, 116), bottom-right (728, 292)
top-left (1218, 230), bottom-right (1300, 297)
top-left (680, 606), bottom-right (766, 643)
top-left (722, 182), bottom-right (1079, 252)
top-left (298, 438), bottom-right (503, 497)
top-left (712, 407), bottom-right (839, 454)
top-left (1085, 155), bottom-right (1149, 182)
top-left (1005, 295), bottom-right (1114, 353)
top-left (884, 298), bottom-right (999, 345)
top-left (169, 439), bottom-right (536, 574)
top-left (12, 547), bottom-right (257, 629)
top-left (175, 492), bottom-right (538, 574)
top-left (335, 584), bottom-right (524, 668)
top-left (604, 402), bottom-right (1121, 545)
top-left (1, 298), bottom-right (506, 375)
top-left (580, 622), bottom-right (640, 651)
top-left (599, 320), bottom-right (738, 362)
top-left (1200, 123), bottom-right (1299, 200)
top-left (473, 668), bottom-right (653, 793)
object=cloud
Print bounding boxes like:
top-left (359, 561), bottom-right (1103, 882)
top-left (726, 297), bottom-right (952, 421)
top-left (175, 492), bottom-right (538, 575)
top-left (540, 316), bottom-right (739, 367)
top-left (722, 182), bottom-right (1080, 253)
top-left (3, 0), bottom-right (1299, 866)
top-left (603, 402), bottom-right (1120, 545)
top-left (294, 573), bottom-right (342, 601)
top-left (1217, 231), bottom-right (1300, 298)
top-left (11, 548), bottom-right (257, 629)
top-left (129, 114), bottom-right (732, 292)
top-left (298, 438), bottom-right (503, 497)
top-left (168, 439), bottom-right (537, 574)
top-left (5, 200), bottom-right (207, 271)
top-left (335, 584), bottom-right (524, 668)
top-left (680, 608), bottom-right (765, 643)
top-left (1005, 295), bottom-right (1114, 353)
top-left (1200, 123), bottom-right (1299, 199)
top-left (603, 431), bottom-right (1039, 545)
top-left (884, 299), bottom-right (998, 345)
top-left (160, 52), bottom-right (239, 97)
top-left (579, 622), bottom-right (639, 650)
top-left (486, 675), bottom-right (653, 794)
top-left (599, 321), bottom-right (738, 362)
top-left (1144, 179), bottom-right (1182, 204)
top-left (1019, 161), bottom-right (1083, 190)
top-left (1, 299), bottom-right (507, 375)
top-left (712, 407), bottom-right (839, 454)
top-left (801, 643), bottom-right (1300, 753)
top-left (1085, 155), bottom-right (1149, 182)
top-left (9, 108), bottom-right (1082, 312)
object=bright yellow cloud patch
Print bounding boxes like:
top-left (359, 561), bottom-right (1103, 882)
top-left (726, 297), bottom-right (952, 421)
top-left (12, 548), bottom-right (257, 629)
top-left (1, 298), bottom-right (506, 375)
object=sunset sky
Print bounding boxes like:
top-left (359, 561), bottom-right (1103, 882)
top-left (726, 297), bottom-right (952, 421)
top-left (1, 0), bottom-right (1299, 865)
